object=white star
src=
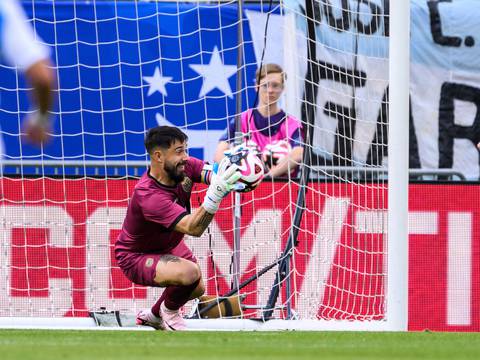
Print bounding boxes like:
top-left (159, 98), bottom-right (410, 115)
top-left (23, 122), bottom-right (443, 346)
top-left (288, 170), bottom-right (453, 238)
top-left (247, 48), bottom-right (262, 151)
top-left (143, 67), bottom-right (172, 97)
top-left (190, 47), bottom-right (237, 99)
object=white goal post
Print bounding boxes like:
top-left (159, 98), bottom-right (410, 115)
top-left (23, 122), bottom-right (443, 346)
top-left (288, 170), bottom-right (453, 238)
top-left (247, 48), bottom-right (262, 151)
top-left (0, 0), bottom-right (408, 331)
top-left (386, 0), bottom-right (409, 331)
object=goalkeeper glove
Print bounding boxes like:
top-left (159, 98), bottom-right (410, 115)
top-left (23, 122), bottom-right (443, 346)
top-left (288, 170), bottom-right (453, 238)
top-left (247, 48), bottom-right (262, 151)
top-left (202, 157), bottom-right (242, 214)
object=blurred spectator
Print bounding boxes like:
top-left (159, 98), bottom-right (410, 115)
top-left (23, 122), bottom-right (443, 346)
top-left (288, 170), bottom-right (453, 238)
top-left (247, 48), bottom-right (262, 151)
top-left (0, 0), bottom-right (55, 147)
top-left (214, 63), bottom-right (303, 178)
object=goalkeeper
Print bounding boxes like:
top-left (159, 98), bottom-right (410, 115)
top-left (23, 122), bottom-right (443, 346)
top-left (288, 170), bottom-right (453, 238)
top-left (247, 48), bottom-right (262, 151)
top-left (214, 63), bottom-right (303, 178)
top-left (115, 126), bottom-right (242, 330)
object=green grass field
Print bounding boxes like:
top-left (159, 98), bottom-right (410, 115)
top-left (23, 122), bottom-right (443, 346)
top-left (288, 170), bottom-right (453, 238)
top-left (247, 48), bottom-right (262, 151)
top-left (1, 330), bottom-right (479, 360)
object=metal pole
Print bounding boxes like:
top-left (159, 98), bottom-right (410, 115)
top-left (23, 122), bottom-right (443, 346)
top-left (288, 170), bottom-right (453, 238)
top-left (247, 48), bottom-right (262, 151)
top-left (231, 0), bottom-right (245, 292)
top-left (387, 0), bottom-right (409, 331)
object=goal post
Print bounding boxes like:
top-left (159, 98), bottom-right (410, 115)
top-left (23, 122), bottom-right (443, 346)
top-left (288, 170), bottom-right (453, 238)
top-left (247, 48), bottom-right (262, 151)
top-left (0, 0), bottom-right (409, 331)
top-left (386, 0), bottom-right (409, 331)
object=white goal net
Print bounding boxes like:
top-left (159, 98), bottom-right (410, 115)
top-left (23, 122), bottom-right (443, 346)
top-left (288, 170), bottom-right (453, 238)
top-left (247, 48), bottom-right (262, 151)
top-left (0, 0), bottom-right (408, 330)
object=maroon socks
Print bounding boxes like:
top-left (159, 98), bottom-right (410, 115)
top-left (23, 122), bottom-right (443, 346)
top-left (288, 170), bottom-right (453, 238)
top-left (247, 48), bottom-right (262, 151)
top-left (152, 278), bottom-right (200, 316)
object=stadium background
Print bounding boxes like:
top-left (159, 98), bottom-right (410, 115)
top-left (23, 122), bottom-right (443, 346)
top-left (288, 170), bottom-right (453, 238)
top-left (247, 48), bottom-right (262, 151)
top-left (0, 0), bottom-right (478, 332)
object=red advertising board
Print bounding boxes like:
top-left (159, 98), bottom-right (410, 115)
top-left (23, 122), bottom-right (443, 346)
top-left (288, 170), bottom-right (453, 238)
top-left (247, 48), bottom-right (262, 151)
top-left (0, 178), bottom-right (478, 331)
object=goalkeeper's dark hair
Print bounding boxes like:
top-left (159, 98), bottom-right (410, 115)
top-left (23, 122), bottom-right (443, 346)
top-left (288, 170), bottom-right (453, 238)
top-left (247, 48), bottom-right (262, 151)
top-left (144, 126), bottom-right (188, 154)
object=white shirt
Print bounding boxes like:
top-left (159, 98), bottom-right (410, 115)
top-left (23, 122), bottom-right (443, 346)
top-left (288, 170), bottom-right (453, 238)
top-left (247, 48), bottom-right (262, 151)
top-left (0, 1), bottom-right (51, 163)
top-left (0, 0), bottom-right (49, 70)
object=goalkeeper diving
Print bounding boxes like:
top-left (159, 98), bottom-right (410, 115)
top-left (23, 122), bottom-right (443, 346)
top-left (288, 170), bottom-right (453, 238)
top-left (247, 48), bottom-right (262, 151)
top-left (114, 125), bottom-right (263, 330)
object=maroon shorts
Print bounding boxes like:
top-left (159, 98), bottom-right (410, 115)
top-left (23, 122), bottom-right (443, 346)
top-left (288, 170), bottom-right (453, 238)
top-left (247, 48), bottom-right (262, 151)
top-left (115, 241), bottom-right (197, 287)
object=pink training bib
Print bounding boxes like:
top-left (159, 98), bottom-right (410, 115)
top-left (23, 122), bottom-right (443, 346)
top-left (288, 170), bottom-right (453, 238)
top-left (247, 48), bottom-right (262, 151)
top-left (240, 109), bottom-right (302, 151)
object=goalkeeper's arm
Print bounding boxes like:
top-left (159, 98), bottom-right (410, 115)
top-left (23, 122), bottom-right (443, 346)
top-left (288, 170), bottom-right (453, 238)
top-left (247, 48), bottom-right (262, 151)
top-left (174, 161), bottom-right (240, 237)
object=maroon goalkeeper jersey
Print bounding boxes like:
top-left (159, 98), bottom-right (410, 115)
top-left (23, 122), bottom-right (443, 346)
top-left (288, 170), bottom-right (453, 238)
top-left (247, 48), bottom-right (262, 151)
top-left (115, 157), bottom-right (204, 255)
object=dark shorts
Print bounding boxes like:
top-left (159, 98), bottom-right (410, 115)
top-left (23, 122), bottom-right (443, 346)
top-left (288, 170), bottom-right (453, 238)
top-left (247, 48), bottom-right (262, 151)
top-left (115, 241), bottom-right (197, 287)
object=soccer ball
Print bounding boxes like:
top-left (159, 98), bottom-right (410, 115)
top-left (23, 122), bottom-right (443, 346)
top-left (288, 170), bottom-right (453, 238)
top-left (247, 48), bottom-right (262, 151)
top-left (261, 140), bottom-right (292, 169)
top-left (225, 146), bottom-right (264, 192)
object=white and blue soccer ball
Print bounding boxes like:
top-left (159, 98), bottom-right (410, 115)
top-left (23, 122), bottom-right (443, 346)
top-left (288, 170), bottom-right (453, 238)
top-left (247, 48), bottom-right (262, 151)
top-left (223, 145), bottom-right (264, 192)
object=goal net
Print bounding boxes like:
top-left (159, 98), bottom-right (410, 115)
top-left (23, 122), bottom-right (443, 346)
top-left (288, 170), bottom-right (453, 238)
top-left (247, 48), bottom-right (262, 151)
top-left (0, 0), bottom-right (408, 330)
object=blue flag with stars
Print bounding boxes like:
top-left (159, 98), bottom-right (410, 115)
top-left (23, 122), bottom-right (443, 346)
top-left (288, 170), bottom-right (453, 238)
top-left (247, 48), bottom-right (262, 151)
top-left (0, 1), bottom-right (279, 175)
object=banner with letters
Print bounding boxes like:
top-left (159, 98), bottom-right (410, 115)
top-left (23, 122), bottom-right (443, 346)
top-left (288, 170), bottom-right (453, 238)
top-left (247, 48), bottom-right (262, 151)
top-left (0, 179), bottom-right (478, 331)
top-left (284, 0), bottom-right (480, 179)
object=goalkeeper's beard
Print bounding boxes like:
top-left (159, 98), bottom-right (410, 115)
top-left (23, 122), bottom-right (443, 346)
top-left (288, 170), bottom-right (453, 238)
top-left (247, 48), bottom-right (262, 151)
top-left (164, 160), bottom-right (186, 184)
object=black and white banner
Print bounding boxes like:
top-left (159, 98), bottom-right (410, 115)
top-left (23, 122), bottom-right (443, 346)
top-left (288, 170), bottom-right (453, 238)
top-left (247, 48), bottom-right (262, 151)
top-left (252, 0), bottom-right (480, 179)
